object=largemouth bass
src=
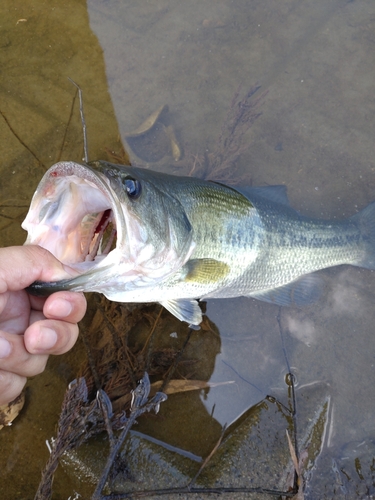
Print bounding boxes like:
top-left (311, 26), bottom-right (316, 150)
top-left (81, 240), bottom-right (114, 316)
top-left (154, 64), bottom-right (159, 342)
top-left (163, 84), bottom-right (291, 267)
top-left (22, 160), bottom-right (375, 326)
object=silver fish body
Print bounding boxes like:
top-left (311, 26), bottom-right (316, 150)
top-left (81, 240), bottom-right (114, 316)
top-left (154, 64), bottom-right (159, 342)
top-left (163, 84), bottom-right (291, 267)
top-left (22, 160), bottom-right (375, 325)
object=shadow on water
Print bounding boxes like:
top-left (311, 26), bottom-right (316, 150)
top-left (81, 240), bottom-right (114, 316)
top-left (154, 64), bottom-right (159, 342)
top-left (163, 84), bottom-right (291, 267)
top-left (1, 0), bottom-right (375, 498)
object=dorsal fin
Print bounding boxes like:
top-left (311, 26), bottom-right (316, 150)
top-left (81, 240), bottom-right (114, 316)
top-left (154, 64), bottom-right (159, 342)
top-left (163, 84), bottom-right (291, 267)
top-left (233, 185), bottom-right (291, 206)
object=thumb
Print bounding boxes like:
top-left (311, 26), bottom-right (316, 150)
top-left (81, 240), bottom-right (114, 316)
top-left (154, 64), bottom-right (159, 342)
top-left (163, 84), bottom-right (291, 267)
top-left (0, 246), bottom-right (76, 292)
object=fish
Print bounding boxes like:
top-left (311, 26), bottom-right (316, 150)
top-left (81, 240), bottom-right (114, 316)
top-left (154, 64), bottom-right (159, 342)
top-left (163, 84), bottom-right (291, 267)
top-left (22, 160), bottom-right (375, 326)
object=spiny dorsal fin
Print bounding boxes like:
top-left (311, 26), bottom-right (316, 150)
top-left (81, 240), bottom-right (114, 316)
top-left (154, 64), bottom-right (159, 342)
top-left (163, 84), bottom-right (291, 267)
top-left (233, 185), bottom-right (291, 207)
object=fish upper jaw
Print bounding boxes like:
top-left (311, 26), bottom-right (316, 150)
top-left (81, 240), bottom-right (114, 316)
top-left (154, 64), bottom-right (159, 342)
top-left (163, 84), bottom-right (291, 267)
top-left (22, 161), bottom-right (125, 275)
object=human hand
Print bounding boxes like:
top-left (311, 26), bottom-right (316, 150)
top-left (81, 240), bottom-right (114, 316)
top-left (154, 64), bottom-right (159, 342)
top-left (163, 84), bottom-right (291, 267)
top-left (0, 245), bottom-right (86, 405)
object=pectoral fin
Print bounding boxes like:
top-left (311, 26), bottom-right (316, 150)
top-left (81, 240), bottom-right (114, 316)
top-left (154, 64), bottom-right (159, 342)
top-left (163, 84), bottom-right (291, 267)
top-left (160, 299), bottom-right (202, 327)
top-left (249, 274), bottom-right (325, 307)
top-left (184, 258), bottom-right (229, 284)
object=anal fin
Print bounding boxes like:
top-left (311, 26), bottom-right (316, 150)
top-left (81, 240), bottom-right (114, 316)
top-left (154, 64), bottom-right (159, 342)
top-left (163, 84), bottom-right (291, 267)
top-left (249, 274), bottom-right (325, 307)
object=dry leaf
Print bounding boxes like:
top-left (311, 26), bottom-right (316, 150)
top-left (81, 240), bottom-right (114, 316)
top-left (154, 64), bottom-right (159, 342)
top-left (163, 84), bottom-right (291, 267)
top-left (0, 392), bottom-right (25, 430)
top-left (150, 379), bottom-right (235, 396)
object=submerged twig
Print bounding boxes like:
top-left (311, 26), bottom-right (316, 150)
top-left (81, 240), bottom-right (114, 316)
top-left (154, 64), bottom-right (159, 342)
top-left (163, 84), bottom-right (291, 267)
top-left (35, 378), bottom-right (111, 500)
top-left (142, 305), bottom-right (163, 359)
top-left (204, 84), bottom-right (268, 182)
top-left (92, 373), bottom-right (167, 500)
top-left (222, 357), bottom-right (265, 395)
top-left (97, 389), bottom-right (116, 447)
top-left (159, 326), bottom-right (195, 392)
top-left (0, 109), bottom-right (46, 169)
top-left (276, 308), bottom-right (302, 497)
top-left (68, 78), bottom-right (89, 162)
top-left (188, 423), bottom-right (227, 488)
top-left (100, 485), bottom-right (296, 499)
top-left (35, 373), bottom-right (167, 500)
top-left (57, 85), bottom-right (77, 163)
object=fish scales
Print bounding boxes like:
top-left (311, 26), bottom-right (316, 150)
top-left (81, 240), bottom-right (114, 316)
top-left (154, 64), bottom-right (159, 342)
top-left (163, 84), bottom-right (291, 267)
top-left (22, 160), bottom-right (375, 325)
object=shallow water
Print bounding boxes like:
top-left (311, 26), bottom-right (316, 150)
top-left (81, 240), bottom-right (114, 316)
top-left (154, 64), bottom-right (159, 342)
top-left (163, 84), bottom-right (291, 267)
top-left (1, 0), bottom-right (375, 498)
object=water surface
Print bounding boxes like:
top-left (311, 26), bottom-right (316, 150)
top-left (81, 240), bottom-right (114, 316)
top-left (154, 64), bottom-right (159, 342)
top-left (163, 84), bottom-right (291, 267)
top-left (1, 0), bottom-right (375, 498)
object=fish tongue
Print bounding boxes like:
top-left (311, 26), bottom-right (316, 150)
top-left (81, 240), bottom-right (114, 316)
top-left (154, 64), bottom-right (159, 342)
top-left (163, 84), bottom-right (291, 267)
top-left (86, 209), bottom-right (113, 261)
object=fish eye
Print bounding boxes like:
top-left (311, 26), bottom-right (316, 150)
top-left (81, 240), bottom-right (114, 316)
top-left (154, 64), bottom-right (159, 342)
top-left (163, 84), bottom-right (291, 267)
top-left (123, 176), bottom-right (142, 199)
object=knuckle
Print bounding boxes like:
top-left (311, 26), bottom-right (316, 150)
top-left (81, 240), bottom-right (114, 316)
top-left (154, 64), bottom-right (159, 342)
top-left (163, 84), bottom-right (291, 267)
top-left (0, 370), bottom-right (26, 406)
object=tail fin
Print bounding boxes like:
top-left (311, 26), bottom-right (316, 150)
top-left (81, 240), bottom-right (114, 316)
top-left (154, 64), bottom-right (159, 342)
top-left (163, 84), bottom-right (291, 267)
top-left (351, 201), bottom-right (375, 269)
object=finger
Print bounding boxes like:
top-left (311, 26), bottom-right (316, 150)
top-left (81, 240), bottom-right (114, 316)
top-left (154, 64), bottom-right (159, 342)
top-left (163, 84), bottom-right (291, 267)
top-left (43, 291), bottom-right (87, 324)
top-left (0, 332), bottom-right (48, 377)
top-left (29, 294), bottom-right (47, 312)
top-left (0, 245), bottom-right (77, 293)
top-left (24, 318), bottom-right (80, 356)
top-left (0, 291), bottom-right (34, 334)
top-left (0, 370), bottom-right (26, 406)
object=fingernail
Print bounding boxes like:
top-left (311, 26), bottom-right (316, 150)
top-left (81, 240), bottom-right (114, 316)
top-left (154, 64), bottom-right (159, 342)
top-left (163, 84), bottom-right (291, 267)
top-left (38, 327), bottom-right (58, 350)
top-left (0, 337), bottom-right (11, 358)
top-left (48, 298), bottom-right (73, 318)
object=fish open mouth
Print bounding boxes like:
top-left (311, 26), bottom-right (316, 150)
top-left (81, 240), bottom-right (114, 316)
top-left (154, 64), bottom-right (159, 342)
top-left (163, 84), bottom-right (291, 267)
top-left (22, 161), bottom-right (124, 272)
top-left (80, 208), bottom-right (117, 263)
